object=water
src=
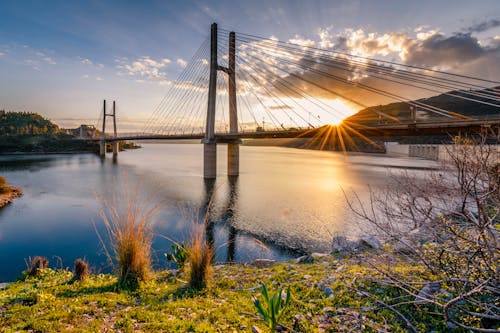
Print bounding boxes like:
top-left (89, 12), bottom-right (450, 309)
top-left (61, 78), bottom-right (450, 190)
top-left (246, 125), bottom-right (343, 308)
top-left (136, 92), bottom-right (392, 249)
top-left (0, 144), bottom-right (438, 281)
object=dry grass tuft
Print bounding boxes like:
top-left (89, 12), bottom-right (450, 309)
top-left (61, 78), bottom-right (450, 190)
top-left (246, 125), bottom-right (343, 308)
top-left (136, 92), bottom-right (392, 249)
top-left (96, 182), bottom-right (159, 290)
top-left (73, 259), bottom-right (89, 281)
top-left (188, 221), bottom-right (214, 291)
top-left (28, 256), bottom-right (48, 277)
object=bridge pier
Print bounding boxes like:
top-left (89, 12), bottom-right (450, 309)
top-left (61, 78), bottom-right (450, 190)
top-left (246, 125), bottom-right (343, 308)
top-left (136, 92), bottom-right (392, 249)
top-left (203, 143), bottom-right (217, 178)
top-left (227, 143), bottom-right (239, 176)
top-left (112, 141), bottom-right (118, 162)
top-left (99, 141), bottom-right (106, 156)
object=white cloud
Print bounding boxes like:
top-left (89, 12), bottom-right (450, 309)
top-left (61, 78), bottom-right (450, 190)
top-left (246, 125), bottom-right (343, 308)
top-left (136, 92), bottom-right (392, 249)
top-left (288, 36), bottom-right (315, 48)
top-left (177, 58), bottom-right (187, 68)
top-left (96, 77), bottom-right (103, 81)
top-left (318, 27), bottom-right (335, 49)
top-left (35, 52), bottom-right (56, 65)
top-left (81, 58), bottom-right (93, 65)
top-left (116, 56), bottom-right (171, 81)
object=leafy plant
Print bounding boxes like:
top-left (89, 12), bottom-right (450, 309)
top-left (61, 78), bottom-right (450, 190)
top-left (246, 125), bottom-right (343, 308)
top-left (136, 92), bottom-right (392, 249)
top-left (165, 243), bottom-right (188, 270)
top-left (253, 283), bottom-right (291, 332)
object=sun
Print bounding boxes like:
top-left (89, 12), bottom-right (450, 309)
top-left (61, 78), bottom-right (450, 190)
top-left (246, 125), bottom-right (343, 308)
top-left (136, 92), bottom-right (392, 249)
top-left (318, 98), bottom-right (358, 126)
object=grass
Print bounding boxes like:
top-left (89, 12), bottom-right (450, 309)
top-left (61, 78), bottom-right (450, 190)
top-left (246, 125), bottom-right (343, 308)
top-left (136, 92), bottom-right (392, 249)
top-left (187, 222), bottom-right (213, 291)
top-left (96, 184), bottom-right (157, 290)
top-left (0, 253), bottom-right (453, 332)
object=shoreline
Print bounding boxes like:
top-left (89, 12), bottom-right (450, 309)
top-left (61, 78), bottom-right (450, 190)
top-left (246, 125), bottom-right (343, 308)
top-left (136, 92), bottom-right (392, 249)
top-left (0, 186), bottom-right (23, 208)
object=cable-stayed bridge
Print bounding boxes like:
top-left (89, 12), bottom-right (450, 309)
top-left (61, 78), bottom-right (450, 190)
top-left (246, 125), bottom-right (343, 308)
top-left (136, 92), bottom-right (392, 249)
top-left (89, 23), bottom-right (500, 178)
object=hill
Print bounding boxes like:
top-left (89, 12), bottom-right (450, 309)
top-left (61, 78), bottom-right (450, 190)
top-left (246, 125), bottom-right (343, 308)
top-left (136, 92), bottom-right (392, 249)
top-left (345, 86), bottom-right (500, 124)
top-left (0, 111), bottom-right (62, 136)
top-left (0, 111), bottom-right (96, 153)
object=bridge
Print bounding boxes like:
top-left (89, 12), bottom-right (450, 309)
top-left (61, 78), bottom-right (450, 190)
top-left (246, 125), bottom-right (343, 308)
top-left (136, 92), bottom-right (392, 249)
top-left (89, 23), bottom-right (500, 178)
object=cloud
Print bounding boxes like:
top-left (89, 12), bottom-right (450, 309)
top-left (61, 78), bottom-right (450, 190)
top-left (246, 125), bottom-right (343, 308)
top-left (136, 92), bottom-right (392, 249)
top-left (176, 58), bottom-right (187, 68)
top-left (35, 52), bottom-right (56, 65)
top-left (81, 58), bottom-right (93, 65)
top-left (465, 19), bottom-right (500, 34)
top-left (235, 26), bottom-right (500, 109)
top-left (116, 56), bottom-right (171, 81)
top-left (404, 33), bottom-right (487, 67)
top-left (288, 36), bottom-right (315, 48)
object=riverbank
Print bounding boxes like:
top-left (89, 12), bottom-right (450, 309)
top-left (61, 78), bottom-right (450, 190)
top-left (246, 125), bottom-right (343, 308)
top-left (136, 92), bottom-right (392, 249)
top-left (0, 180), bottom-right (22, 208)
top-left (0, 253), bottom-right (446, 332)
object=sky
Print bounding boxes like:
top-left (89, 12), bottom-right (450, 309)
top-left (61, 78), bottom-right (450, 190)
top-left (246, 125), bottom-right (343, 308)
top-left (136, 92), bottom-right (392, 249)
top-left (0, 0), bottom-right (499, 131)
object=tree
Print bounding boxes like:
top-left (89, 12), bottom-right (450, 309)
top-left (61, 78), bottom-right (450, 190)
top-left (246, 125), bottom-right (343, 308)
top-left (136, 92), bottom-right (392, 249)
top-left (347, 130), bottom-right (499, 331)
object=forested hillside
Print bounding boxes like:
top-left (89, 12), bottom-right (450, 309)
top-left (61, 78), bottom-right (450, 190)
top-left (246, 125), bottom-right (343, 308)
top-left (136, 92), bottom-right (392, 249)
top-left (0, 111), bottom-right (61, 135)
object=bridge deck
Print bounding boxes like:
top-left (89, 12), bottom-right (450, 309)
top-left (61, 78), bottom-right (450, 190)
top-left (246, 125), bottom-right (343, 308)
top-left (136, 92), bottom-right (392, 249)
top-left (87, 117), bottom-right (500, 142)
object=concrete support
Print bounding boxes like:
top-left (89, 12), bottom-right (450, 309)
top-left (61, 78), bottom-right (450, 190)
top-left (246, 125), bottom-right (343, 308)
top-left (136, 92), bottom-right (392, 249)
top-left (203, 23), bottom-right (218, 178)
top-left (112, 101), bottom-right (118, 162)
top-left (227, 31), bottom-right (239, 176)
top-left (100, 99), bottom-right (106, 156)
top-left (203, 143), bottom-right (217, 179)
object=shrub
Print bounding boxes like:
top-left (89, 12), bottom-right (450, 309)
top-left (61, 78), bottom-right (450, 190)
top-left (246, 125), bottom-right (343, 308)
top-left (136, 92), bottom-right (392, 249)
top-left (28, 256), bottom-right (48, 277)
top-left (73, 259), bottom-right (88, 281)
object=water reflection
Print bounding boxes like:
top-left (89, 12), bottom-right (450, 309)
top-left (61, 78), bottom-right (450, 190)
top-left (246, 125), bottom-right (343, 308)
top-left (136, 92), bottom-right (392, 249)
top-left (0, 145), bottom-right (439, 281)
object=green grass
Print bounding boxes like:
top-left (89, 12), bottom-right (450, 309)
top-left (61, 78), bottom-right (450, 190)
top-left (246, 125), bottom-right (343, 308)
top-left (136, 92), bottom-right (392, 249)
top-left (0, 255), bottom-right (449, 332)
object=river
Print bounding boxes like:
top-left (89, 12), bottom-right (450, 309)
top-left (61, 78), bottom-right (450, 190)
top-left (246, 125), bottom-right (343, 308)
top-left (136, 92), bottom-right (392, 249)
top-left (0, 143), bottom-right (438, 281)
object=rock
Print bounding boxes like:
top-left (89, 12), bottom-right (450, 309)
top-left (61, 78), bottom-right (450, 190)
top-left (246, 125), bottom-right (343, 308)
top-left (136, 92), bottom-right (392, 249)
top-left (390, 237), bottom-right (415, 254)
top-left (213, 265), bottom-right (225, 270)
top-left (446, 321), bottom-right (456, 329)
top-left (303, 274), bottom-right (312, 279)
top-left (332, 236), bottom-right (356, 253)
top-left (295, 255), bottom-right (314, 264)
top-left (356, 235), bottom-right (381, 250)
top-left (0, 282), bottom-right (11, 289)
top-left (321, 261), bottom-right (330, 266)
top-left (251, 259), bottom-right (276, 268)
top-left (311, 252), bottom-right (329, 258)
top-left (318, 277), bottom-right (336, 297)
top-left (251, 325), bottom-right (263, 333)
top-left (323, 307), bottom-right (336, 314)
top-left (416, 282), bottom-right (441, 303)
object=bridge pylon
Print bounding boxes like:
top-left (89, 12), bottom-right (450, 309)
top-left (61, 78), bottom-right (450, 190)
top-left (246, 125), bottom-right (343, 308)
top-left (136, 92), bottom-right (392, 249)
top-left (203, 23), bottom-right (239, 178)
top-left (99, 99), bottom-right (118, 161)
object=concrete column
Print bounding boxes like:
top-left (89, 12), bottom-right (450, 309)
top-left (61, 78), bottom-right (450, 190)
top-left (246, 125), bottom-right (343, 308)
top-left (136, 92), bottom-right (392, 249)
top-left (100, 141), bottom-right (106, 156)
top-left (227, 31), bottom-right (239, 176)
top-left (203, 23), bottom-right (218, 178)
top-left (228, 143), bottom-right (239, 176)
top-left (112, 101), bottom-right (118, 162)
top-left (204, 143), bottom-right (217, 179)
top-left (112, 141), bottom-right (118, 162)
top-left (100, 99), bottom-right (106, 157)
